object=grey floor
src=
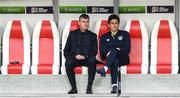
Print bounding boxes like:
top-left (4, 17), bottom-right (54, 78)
top-left (0, 74), bottom-right (180, 98)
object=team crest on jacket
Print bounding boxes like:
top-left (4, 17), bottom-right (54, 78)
top-left (118, 36), bottom-right (123, 40)
top-left (106, 38), bottom-right (110, 41)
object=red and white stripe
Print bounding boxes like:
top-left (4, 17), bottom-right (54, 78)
top-left (1, 20), bottom-right (30, 74)
top-left (61, 20), bottom-right (88, 75)
top-left (121, 20), bottom-right (149, 74)
top-left (31, 20), bottom-right (60, 74)
top-left (150, 20), bottom-right (178, 74)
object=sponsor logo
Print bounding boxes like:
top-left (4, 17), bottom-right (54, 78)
top-left (147, 6), bottom-right (174, 13)
top-left (106, 39), bottom-right (110, 41)
top-left (118, 36), bottom-right (123, 40)
top-left (59, 6), bottom-right (86, 13)
top-left (26, 6), bottom-right (53, 14)
top-left (0, 6), bottom-right (25, 14)
top-left (87, 6), bottom-right (114, 14)
top-left (119, 6), bottom-right (145, 14)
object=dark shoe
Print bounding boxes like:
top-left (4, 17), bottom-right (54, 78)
top-left (68, 88), bottom-right (77, 94)
top-left (118, 90), bottom-right (121, 95)
top-left (86, 88), bottom-right (93, 94)
top-left (111, 86), bottom-right (117, 94)
top-left (97, 68), bottom-right (106, 77)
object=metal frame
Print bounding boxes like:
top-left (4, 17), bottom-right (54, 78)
top-left (114, 0), bottom-right (119, 15)
top-left (175, 0), bottom-right (179, 35)
top-left (52, 0), bottom-right (59, 26)
top-left (113, 0), bottom-right (122, 96)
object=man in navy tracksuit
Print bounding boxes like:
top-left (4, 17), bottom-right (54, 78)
top-left (97, 14), bottom-right (131, 94)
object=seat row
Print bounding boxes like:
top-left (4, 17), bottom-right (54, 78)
top-left (61, 20), bottom-right (178, 75)
top-left (1, 20), bottom-right (59, 74)
top-left (0, 19), bottom-right (178, 75)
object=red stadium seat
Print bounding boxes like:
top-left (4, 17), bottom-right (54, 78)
top-left (94, 20), bottom-right (111, 74)
top-left (1, 20), bottom-right (30, 74)
top-left (31, 20), bottom-right (60, 74)
top-left (121, 20), bottom-right (149, 74)
top-left (61, 20), bottom-right (87, 74)
top-left (150, 20), bottom-right (178, 74)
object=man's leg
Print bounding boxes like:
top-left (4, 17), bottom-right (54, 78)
top-left (65, 58), bottom-right (78, 94)
top-left (105, 48), bottom-right (118, 68)
top-left (84, 57), bottom-right (96, 94)
top-left (110, 58), bottom-right (119, 94)
top-left (97, 48), bottom-right (117, 76)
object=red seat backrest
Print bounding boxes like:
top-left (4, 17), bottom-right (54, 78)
top-left (157, 20), bottom-right (172, 73)
top-left (127, 20), bottom-right (142, 74)
top-left (38, 20), bottom-right (54, 65)
top-left (9, 20), bottom-right (24, 64)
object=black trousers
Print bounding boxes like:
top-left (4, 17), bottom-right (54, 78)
top-left (65, 56), bottom-right (96, 89)
top-left (105, 48), bottom-right (122, 84)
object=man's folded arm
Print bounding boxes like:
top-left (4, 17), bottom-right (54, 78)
top-left (91, 34), bottom-right (98, 57)
top-left (64, 33), bottom-right (72, 59)
top-left (100, 37), bottom-right (108, 60)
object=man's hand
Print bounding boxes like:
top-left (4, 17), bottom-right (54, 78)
top-left (75, 54), bottom-right (85, 60)
top-left (80, 55), bottom-right (85, 60)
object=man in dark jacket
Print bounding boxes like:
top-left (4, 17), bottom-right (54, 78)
top-left (97, 14), bottom-right (131, 94)
top-left (64, 14), bottom-right (97, 94)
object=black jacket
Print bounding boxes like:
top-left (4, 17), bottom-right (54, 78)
top-left (64, 29), bottom-right (97, 59)
top-left (100, 30), bottom-right (131, 65)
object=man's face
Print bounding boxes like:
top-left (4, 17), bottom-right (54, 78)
top-left (108, 19), bottom-right (119, 32)
top-left (78, 18), bottom-right (90, 31)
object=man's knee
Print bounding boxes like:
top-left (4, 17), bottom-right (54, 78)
top-left (65, 59), bottom-right (74, 69)
top-left (114, 58), bottom-right (119, 65)
top-left (86, 57), bottom-right (96, 68)
top-left (87, 57), bottom-right (96, 64)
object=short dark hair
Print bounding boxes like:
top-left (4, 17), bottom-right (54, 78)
top-left (108, 14), bottom-right (120, 24)
top-left (79, 14), bottom-right (90, 20)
